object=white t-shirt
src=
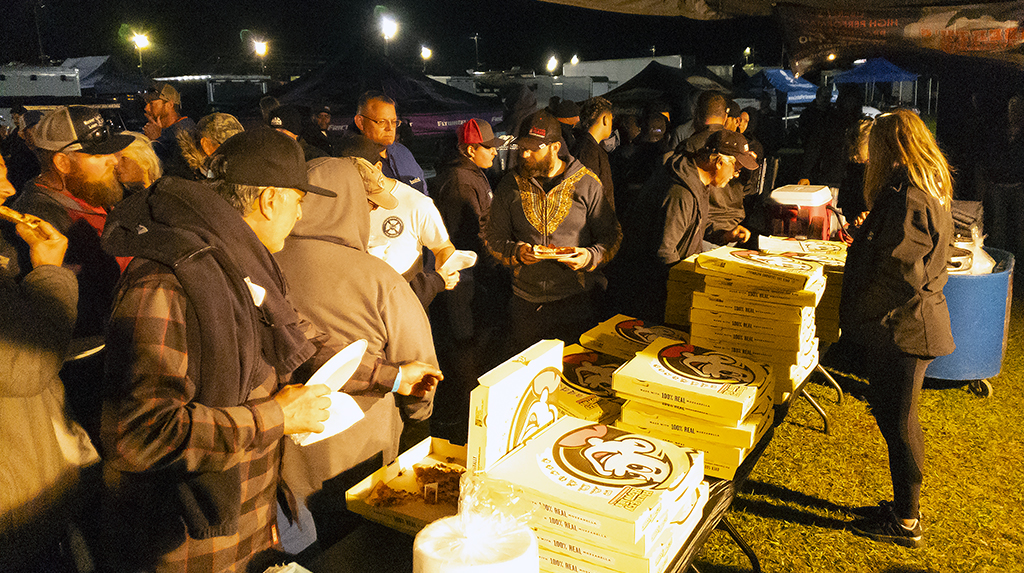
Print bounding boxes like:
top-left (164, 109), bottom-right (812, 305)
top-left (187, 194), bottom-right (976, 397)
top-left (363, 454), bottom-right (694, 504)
top-left (368, 181), bottom-right (450, 278)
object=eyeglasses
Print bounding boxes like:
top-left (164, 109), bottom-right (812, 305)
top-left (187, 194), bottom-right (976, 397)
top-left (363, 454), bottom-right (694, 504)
top-left (58, 122), bottom-right (111, 153)
top-left (360, 114), bottom-right (402, 129)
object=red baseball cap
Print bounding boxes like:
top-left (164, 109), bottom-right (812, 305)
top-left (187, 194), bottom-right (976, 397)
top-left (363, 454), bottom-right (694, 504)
top-left (457, 118), bottom-right (502, 148)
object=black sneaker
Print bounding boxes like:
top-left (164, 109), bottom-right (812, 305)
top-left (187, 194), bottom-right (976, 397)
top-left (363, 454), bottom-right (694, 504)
top-left (845, 500), bottom-right (893, 520)
top-left (850, 509), bottom-right (924, 548)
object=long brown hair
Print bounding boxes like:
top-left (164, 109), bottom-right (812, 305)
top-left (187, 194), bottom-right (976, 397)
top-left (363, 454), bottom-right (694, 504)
top-left (864, 108), bottom-right (952, 210)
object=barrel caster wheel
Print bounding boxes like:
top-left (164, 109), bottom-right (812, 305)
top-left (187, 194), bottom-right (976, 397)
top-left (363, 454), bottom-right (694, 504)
top-left (968, 379), bottom-right (992, 398)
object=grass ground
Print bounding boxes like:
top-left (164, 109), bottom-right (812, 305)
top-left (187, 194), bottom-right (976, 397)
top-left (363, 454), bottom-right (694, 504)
top-left (691, 286), bottom-right (1024, 572)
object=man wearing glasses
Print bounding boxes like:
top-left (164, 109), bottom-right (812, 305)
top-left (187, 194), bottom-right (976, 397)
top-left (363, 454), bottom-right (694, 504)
top-left (13, 105), bottom-right (133, 336)
top-left (352, 91), bottom-right (429, 195)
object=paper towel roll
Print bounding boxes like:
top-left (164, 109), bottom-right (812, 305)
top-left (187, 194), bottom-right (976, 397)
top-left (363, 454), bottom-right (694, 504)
top-left (413, 514), bottom-right (539, 573)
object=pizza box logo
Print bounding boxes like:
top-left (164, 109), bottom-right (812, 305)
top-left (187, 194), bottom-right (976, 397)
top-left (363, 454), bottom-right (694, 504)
top-left (657, 343), bottom-right (758, 385)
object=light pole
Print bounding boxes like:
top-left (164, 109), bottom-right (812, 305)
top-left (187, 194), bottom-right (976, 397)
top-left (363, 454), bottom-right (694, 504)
top-left (420, 46), bottom-right (432, 73)
top-left (381, 16), bottom-right (397, 56)
top-left (469, 33), bottom-right (480, 69)
top-left (132, 33), bottom-right (149, 69)
top-left (253, 40), bottom-right (267, 74)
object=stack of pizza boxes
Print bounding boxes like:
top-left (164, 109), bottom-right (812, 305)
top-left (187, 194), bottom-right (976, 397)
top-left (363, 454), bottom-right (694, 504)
top-left (758, 237), bottom-right (847, 351)
top-left (470, 339), bottom-right (708, 573)
top-left (612, 335), bottom-right (774, 480)
top-left (483, 415), bottom-right (708, 573)
top-left (686, 245), bottom-right (825, 404)
top-left (664, 254), bottom-right (705, 328)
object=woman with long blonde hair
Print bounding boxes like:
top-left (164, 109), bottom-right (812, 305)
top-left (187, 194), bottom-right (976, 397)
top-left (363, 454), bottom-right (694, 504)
top-left (840, 108), bottom-right (955, 548)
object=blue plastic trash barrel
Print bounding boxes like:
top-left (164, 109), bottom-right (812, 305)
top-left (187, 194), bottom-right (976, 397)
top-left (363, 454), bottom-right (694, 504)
top-left (926, 248), bottom-right (1014, 380)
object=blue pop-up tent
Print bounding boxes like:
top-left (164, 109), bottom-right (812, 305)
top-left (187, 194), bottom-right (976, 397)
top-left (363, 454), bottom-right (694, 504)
top-left (756, 68), bottom-right (818, 104)
top-left (832, 57), bottom-right (918, 84)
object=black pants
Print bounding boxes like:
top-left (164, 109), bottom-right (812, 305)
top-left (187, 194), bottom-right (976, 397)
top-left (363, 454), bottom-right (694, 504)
top-left (862, 345), bottom-right (932, 520)
top-left (509, 292), bottom-right (595, 356)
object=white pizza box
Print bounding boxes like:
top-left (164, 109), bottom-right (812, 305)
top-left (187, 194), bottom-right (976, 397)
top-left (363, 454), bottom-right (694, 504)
top-left (689, 307), bottom-right (816, 339)
top-left (663, 307), bottom-right (692, 330)
top-left (483, 416), bottom-right (704, 556)
top-left (690, 321), bottom-right (815, 352)
top-left (696, 246), bottom-right (825, 291)
top-left (616, 418), bottom-right (772, 481)
top-left (612, 337), bottom-right (773, 422)
top-left (703, 274), bottom-right (826, 308)
top-left (759, 236), bottom-right (848, 269)
top-left (556, 344), bottom-right (625, 423)
top-left (620, 392), bottom-right (773, 449)
top-left (667, 253), bottom-right (703, 283)
top-left (553, 385), bottom-right (621, 424)
top-left (771, 348), bottom-right (820, 404)
top-left (691, 291), bottom-right (814, 324)
top-left (579, 314), bottom-right (689, 361)
top-left (536, 481), bottom-right (708, 573)
top-left (690, 327), bottom-right (819, 367)
top-left (617, 407), bottom-right (773, 466)
top-left (469, 339), bottom-right (565, 473)
top-left (345, 437), bottom-right (467, 536)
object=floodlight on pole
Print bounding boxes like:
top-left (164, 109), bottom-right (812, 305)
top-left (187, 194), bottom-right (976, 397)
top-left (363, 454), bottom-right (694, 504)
top-left (421, 46), bottom-right (432, 72)
top-left (381, 16), bottom-right (398, 55)
top-left (546, 55), bottom-right (558, 74)
top-left (570, 54), bottom-right (579, 66)
top-left (132, 33), bottom-right (149, 69)
top-left (253, 40), bottom-right (268, 74)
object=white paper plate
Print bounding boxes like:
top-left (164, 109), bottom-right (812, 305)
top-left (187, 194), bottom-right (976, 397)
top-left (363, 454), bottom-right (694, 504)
top-left (291, 392), bottom-right (366, 447)
top-left (306, 339), bottom-right (368, 393)
top-left (440, 250), bottom-right (478, 274)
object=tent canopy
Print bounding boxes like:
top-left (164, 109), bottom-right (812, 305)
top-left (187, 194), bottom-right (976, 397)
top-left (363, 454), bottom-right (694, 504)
top-left (62, 55), bottom-right (149, 95)
top-left (602, 61), bottom-right (731, 121)
top-left (832, 57), bottom-right (919, 83)
top-left (751, 68), bottom-right (819, 103)
top-left (272, 50), bottom-right (502, 137)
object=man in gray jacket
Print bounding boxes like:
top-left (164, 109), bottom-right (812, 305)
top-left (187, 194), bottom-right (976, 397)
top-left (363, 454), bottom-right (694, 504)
top-left (485, 110), bottom-right (621, 354)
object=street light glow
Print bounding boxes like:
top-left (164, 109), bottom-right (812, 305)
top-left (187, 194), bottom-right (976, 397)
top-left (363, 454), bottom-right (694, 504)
top-left (381, 16), bottom-right (398, 41)
top-left (132, 33), bottom-right (150, 50)
top-left (253, 40), bottom-right (267, 57)
top-left (546, 55), bottom-right (558, 73)
top-left (421, 46), bottom-right (432, 60)
top-left (827, 52), bottom-right (837, 61)
top-left (570, 54), bottom-right (579, 65)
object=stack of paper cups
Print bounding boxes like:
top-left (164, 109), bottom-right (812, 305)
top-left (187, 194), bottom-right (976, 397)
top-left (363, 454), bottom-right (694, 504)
top-left (413, 514), bottom-right (539, 573)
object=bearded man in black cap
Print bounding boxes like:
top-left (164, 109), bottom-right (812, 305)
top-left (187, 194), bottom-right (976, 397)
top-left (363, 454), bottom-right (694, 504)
top-left (485, 110), bottom-right (620, 354)
top-left (14, 105), bottom-right (134, 336)
top-left (98, 128), bottom-right (442, 572)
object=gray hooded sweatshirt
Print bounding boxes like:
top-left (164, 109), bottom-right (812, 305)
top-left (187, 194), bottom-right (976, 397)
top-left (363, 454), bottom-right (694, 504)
top-left (276, 157), bottom-right (436, 536)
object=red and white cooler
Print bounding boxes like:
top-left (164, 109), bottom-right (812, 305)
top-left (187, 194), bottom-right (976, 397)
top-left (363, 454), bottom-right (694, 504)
top-left (768, 185), bottom-right (834, 240)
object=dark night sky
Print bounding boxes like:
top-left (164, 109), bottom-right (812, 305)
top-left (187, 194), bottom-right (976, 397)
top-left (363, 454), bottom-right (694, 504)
top-left (3, 0), bottom-right (784, 75)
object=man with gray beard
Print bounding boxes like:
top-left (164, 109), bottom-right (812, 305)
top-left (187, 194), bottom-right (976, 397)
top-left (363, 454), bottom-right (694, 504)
top-left (13, 106), bottom-right (132, 336)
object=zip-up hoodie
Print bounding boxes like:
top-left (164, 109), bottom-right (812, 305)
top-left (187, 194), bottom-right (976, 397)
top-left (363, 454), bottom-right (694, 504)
top-left (485, 156), bottom-right (621, 303)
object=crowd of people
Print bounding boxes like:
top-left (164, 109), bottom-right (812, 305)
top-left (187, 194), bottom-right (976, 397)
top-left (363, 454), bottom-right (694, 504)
top-left (0, 73), bottom-right (982, 570)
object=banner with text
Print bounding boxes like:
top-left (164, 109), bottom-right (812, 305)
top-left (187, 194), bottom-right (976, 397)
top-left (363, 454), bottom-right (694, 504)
top-left (776, 2), bottom-right (1024, 75)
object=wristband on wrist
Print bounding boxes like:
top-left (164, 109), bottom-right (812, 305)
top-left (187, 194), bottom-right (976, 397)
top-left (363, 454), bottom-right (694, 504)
top-left (391, 369), bottom-right (403, 393)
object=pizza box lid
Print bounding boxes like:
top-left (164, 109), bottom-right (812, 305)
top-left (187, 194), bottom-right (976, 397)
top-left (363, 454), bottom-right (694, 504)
top-left (770, 184), bottom-right (833, 207)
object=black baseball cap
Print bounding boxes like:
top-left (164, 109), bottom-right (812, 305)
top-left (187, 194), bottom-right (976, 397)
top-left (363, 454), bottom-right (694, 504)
top-left (515, 110), bottom-right (563, 151)
top-left (268, 105), bottom-right (303, 136)
top-left (34, 106), bottom-right (134, 155)
top-left (703, 129), bottom-right (759, 170)
top-left (213, 128), bottom-right (336, 196)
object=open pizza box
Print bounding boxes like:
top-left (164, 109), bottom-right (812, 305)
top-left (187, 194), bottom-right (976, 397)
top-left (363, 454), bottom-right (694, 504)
top-left (346, 339), bottom-right (568, 535)
top-left (345, 436), bottom-right (468, 536)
